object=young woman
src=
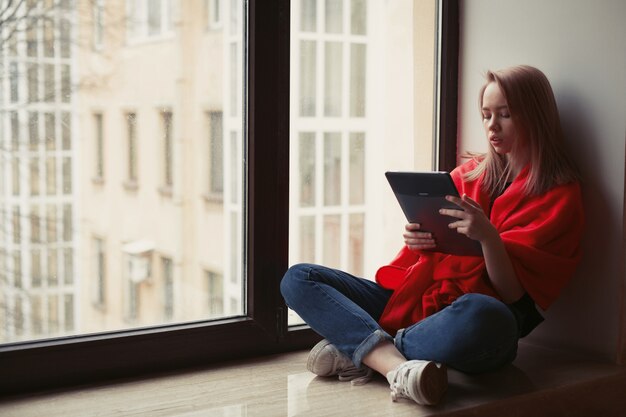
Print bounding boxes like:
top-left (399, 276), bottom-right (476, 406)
top-left (280, 65), bottom-right (584, 406)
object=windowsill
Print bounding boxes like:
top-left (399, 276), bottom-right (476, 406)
top-left (123, 180), bottom-right (139, 192)
top-left (91, 176), bottom-right (104, 186)
top-left (2, 342), bottom-right (624, 416)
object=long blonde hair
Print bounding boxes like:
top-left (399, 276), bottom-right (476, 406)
top-left (465, 65), bottom-right (580, 196)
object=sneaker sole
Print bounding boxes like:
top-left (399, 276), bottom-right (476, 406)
top-left (417, 362), bottom-right (448, 405)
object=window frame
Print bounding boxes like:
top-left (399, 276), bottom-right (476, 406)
top-left (0, 0), bottom-right (459, 394)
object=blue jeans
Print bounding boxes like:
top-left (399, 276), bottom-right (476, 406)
top-left (280, 263), bottom-right (519, 374)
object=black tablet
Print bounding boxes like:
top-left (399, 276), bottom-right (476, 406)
top-left (385, 171), bottom-right (483, 256)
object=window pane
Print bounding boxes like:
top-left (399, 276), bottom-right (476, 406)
top-left (351, 0), bottom-right (366, 35)
top-left (323, 132), bottom-right (341, 206)
top-left (350, 43), bottom-right (366, 117)
top-left (299, 132), bottom-right (316, 206)
top-left (300, 0), bottom-right (316, 32)
top-left (289, 0), bottom-right (438, 326)
top-left (324, 41), bottom-right (342, 117)
top-left (162, 111), bottom-right (173, 187)
top-left (0, 1), bottom-right (246, 344)
top-left (208, 111), bottom-right (224, 195)
top-left (325, 0), bottom-right (343, 33)
top-left (349, 132), bottom-right (365, 204)
top-left (299, 40), bottom-right (317, 117)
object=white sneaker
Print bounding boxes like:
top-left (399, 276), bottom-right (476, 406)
top-left (386, 360), bottom-right (447, 405)
top-left (307, 339), bottom-right (373, 385)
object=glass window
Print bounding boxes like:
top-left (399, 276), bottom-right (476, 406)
top-left (128, 0), bottom-right (174, 41)
top-left (44, 64), bottom-right (55, 102)
top-left (93, 0), bottom-right (104, 48)
top-left (126, 113), bottom-right (138, 183)
top-left (92, 238), bottom-right (106, 307)
top-left (208, 111), bottom-right (224, 196)
top-left (45, 112), bottom-right (56, 150)
top-left (289, 0), bottom-right (439, 325)
top-left (30, 207), bottom-right (41, 243)
top-left (0, 0), bottom-right (451, 394)
top-left (0, 1), bottom-right (244, 345)
top-left (148, 0), bottom-right (163, 35)
top-left (10, 62), bottom-right (19, 102)
top-left (28, 64), bottom-right (39, 103)
top-left (46, 157), bottom-right (57, 195)
top-left (162, 111), bottom-right (173, 188)
top-left (162, 256), bottom-right (174, 320)
top-left (206, 0), bottom-right (223, 29)
top-left (206, 270), bottom-right (224, 317)
top-left (47, 205), bottom-right (58, 243)
top-left (44, 19), bottom-right (55, 57)
top-left (94, 113), bottom-right (104, 179)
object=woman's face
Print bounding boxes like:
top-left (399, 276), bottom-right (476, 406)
top-left (481, 82), bottom-right (519, 155)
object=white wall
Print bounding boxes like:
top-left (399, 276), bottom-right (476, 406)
top-left (458, 0), bottom-right (626, 361)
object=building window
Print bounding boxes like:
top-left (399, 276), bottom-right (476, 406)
top-left (94, 113), bottom-right (104, 180)
top-left (30, 207), bottom-right (41, 243)
top-left (127, 0), bottom-right (174, 42)
top-left (126, 113), bottom-right (138, 184)
top-left (62, 204), bottom-right (72, 242)
top-left (126, 272), bottom-right (139, 322)
top-left (63, 293), bottom-right (74, 332)
top-left (45, 112), bottom-right (56, 150)
top-left (205, 0), bottom-right (222, 29)
top-left (92, 0), bottom-right (104, 49)
top-left (27, 63), bottom-right (39, 103)
top-left (10, 62), bottom-right (19, 103)
top-left (161, 111), bottom-right (173, 189)
top-left (44, 64), bottom-right (55, 103)
top-left (46, 156), bottom-right (56, 195)
top-left (28, 112), bottom-right (39, 150)
top-left (207, 111), bottom-right (223, 197)
top-left (206, 270), bottom-right (223, 317)
top-left (162, 256), bottom-right (173, 320)
top-left (92, 238), bottom-right (106, 308)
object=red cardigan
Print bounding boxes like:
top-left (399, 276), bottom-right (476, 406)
top-left (375, 160), bottom-right (584, 334)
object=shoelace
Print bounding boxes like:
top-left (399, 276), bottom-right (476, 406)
top-left (337, 365), bottom-right (374, 386)
top-left (388, 362), bottom-right (413, 401)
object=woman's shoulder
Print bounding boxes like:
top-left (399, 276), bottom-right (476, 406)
top-left (451, 156), bottom-right (484, 176)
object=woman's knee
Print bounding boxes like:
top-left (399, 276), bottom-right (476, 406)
top-left (279, 263), bottom-right (316, 302)
top-left (454, 293), bottom-right (518, 340)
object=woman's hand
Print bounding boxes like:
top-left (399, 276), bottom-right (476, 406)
top-left (440, 194), bottom-right (525, 302)
top-left (439, 194), bottom-right (497, 244)
top-left (403, 223), bottom-right (436, 251)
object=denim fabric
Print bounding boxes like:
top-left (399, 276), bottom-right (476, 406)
top-left (280, 263), bottom-right (519, 373)
top-left (280, 263), bottom-right (394, 367)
